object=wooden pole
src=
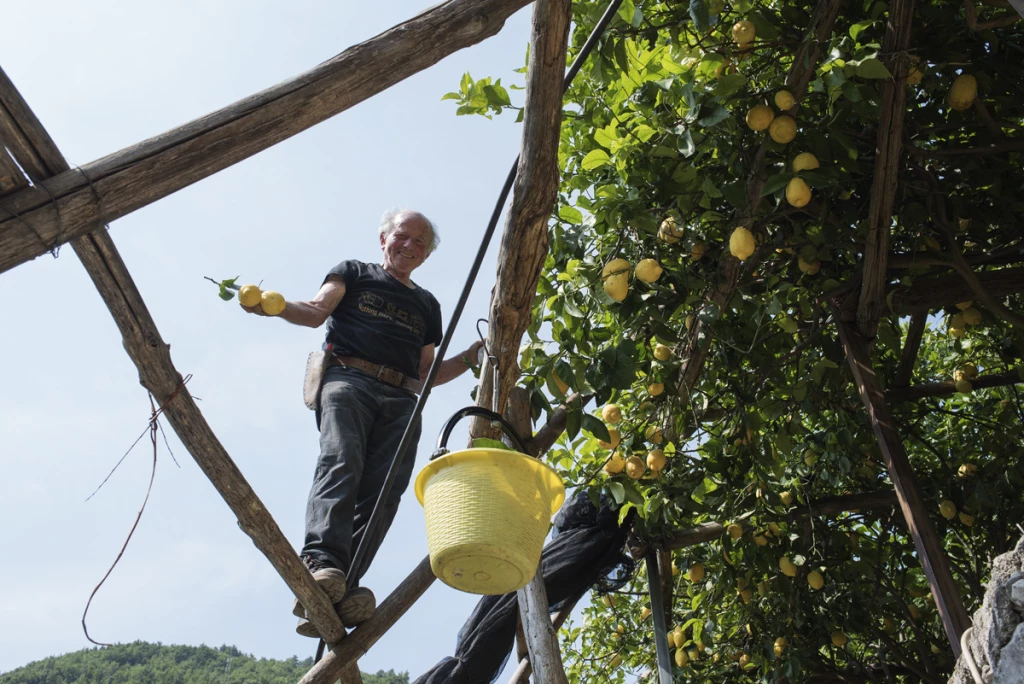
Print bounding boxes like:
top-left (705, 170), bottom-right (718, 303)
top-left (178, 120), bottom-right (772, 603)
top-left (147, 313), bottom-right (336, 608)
top-left (833, 313), bottom-right (971, 653)
top-left (507, 596), bottom-right (579, 684)
top-left (887, 369), bottom-right (1022, 402)
top-left (645, 550), bottom-right (674, 684)
top-left (0, 0), bottom-right (532, 274)
top-left (0, 64), bottom-right (357, 661)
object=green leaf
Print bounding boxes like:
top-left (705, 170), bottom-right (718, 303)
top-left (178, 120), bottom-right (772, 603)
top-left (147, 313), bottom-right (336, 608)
top-left (849, 20), bottom-right (874, 40)
top-left (712, 73), bottom-right (747, 97)
top-left (689, 0), bottom-right (710, 33)
top-left (218, 287), bottom-right (235, 301)
top-left (608, 481), bottom-right (626, 505)
top-left (678, 128), bottom-right (696, 157)
top-left (558, 205), bottom-right (583, 224)
top-left (621, 479), bottom-right (646, 506)
top-left (582, 413), bottom-right (612, 443)
top-left (696, 104), bottom-right (731, 127)
top-left (581, 149), bottom-right (611, 170)
top-left (855, 57), bottom-right (892, 80)
top-left (762, 172), bottom-right (791, 196)
top-left (566, 405), bottom-right (582, 440)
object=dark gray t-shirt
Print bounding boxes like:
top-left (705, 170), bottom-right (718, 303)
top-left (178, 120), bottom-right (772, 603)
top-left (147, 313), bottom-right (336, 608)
top-left (323, 260), bottom-right (443, 380)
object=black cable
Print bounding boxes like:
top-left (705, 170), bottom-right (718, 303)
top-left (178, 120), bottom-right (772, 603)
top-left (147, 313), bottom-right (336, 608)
top-left (313, 0), bottom-right (625, 661)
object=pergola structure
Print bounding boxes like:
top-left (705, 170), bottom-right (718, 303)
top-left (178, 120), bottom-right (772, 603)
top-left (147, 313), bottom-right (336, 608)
top-left (3, 1), bottom-right (1023, 683)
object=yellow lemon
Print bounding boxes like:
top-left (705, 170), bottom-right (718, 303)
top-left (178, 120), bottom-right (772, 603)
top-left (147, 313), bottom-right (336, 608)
top-left (956, 300), bottom-right (973, 310)
top-left (792, 152), bottom-right (820, 172)
top-left (730, 226), bottom-right (756, 260)
top-left (601, 594), bottom-right (617, 608)
top-left (691, 240), bottom-right (706, 261)
top-left (260, 291), bottom-right (287, 316)
top-left (940, 500), bottom-right (957, 519)
top-left (599, 428), bottom-right (622, 450)
top-left (640, 606), bottom-right (652, 621)
top-left (774, 89), bottom-right (795, 110)
top-left (646, 449), bottom-right (667, 472)
top-left (732, 20), bottom-right (756, 44)
top-left (745, 104), bottom-right (775, 131)
top-left (739, 653), bottom-right (752, 669)
top-left (780, 491), bottom-right (794, 506)
top-left (671, 560), bottom-right (680, 576)
top-left (238, 284), bottom-right (262, 307)
top-left (675, 647), bottom-right (688, 667)
top-left (602, 258), bottom-right (631, 302)
top-left (804, 449), bottom-right (819, 466)
top-left (635, 258), bottom-right (663, 283)
top-left (962, 307), bottom-right (982, 326)
top-left (961, 363), bottom-right (979, 378)
top-left (906, 57), bottom-right (923, 85)
top-left (728, 523), bottom-right (743, 539)
top-left (959, 511), bottom-right (975, 526)
top-left (931, 643), bottom-right (941, 654)
top-left (604, 451), bottom-right (626, 475)
top-left (648, 382), bottom-right (665, 397)
top-left (609, 653), bottom-right (622, 668)
top-left (769, 115), bottom-right (797, 144)
top-left (949, 326), bottom-right (966, 338)
top-left (653, 343), bottom-right (672, 361)
top-left (754, 534), bottom-right (768, 546)
top-left (658, 216), bottom-right (684, 243)
top-left (740, 588), bottom-right (753, 604)
top-left (958, 463), bottom-right (977, 477)
top-left (807, 570), bottom-right (824, 590)
top-left (688, 562), bottom-right (705, 583)
top-left (948, 74), bottom-right (978, 111)
top-left (768, 522), bottom-right (782, 537)
top-left (601, 404), bottom-right (623, 424)
top-left (625, 455), bottom-right (646, 480)
top-left (798, 257), bottom-right (820, 275)
top-left (645, 425), bottom-right (664, 444)
top-left (832, 631), bottom-right (847, 647)
top-left (786, 177), bottom-right (812, 207)
top-left (780, 556), bottom-right (798, 577)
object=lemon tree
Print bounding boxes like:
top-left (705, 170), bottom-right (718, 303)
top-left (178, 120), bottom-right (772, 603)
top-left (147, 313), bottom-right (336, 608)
top-left (448, 0), bottom-right (1024, 680)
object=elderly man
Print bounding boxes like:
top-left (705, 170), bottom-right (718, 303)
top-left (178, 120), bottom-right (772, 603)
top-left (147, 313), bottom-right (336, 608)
top-left (243, 209), bottom-right (481, 637)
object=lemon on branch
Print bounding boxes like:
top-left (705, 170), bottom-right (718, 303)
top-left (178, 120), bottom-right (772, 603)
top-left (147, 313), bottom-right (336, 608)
top-left (602, 258), bottom-right (631, 302)
top-left (786, 177), bottom-right (812, 207)
top-left (774, 89), bottom-right (795, 110)
top-left (635, 258), bottom-right (663, 283)
top-left (769, 115), bottom-right (797, 144)
top-left (658, 216), bottom-right (684, 243)
top-left (653, 344), bottom-right (672, 361)
top-left (729, 227), bottom-right (756, 260)
top-left (948, 74), bottom-right (978, 111)
top-left (238, 284), bottom-right (262, 307)
top-left (746, 105), bottom-right (775, 131)
top-left (646, 449), bottom-right (667, 472)
top-left (602, 404), bottom-right (623, 424)
top-left (792, 152), bottom-right (819, 172)
top-left (604, 451), bottom-right (626, 475)
top-left (732, 20), bottom-right (755, 44)
top-left (261, 291), bottom-right (287, 316)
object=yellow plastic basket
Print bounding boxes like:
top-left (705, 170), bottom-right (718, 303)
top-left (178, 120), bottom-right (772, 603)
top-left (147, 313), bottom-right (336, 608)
top-left (415, 447), bottom-right (565, 595)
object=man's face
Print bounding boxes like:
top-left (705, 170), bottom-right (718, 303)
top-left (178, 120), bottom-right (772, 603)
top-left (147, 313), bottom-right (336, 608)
top-left (380, 213), bottom-right (432, 274)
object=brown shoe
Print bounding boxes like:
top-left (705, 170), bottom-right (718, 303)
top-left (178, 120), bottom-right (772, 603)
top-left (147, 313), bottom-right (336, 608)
top-left (295, 617), bottom-right (320, 638)
top-left (303, 557), bottom-right (348, 604)
top-left (339, 587), bottom-right (376, 627)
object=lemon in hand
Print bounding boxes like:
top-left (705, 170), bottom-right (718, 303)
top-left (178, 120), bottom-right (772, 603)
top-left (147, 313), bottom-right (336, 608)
top-left (261, 291), bottom-right (287, 316)
top-left (238, 284), bottom-right (262, 307)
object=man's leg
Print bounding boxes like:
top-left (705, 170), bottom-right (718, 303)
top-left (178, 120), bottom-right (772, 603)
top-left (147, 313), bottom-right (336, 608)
top-left (348, 385), bottom-right (421, 582)
top-left (302, 367), bottom-right (381, 581)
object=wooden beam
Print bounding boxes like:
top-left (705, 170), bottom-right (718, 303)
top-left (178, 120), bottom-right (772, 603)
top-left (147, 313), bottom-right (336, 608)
top-left (517, 575), bottom-right (569, 684)
top-left (674, 0), bottom-right (842, 400)
top-left (0, 0), bottom-right (532, 274)
top-left (888, 369), bottom-right (1023, 402)
top-left (507, 595), bottom-right (579, 684)
top-left (301, 556), bottom-right (437, 684)
top-left (856, 0), bottom-right (915, 339)
top-left (659, 490), bottom-right (900, 552)
top-left (0, 147), bottom-right (27, 195)
top-left (893, 313), bottom-right (926, 388)
top-left (0, 62), bottom-right (354, 654)
top-left (472, 0), bottom-right (571, 428)
top-left (889, 267), bottom-right (1024, 315)
top-left (833, 311), bottom-right (970, 654)
top-left (645, 550), bottom-right (674, 684)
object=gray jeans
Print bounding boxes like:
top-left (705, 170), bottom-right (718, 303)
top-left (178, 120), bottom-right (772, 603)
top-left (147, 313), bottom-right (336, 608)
top-left (302, 365), bottom-right (421, 583)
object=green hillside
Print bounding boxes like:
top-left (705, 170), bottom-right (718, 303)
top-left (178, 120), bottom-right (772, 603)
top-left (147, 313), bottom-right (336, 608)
top-left (0, 642), bottom-right (408, 684)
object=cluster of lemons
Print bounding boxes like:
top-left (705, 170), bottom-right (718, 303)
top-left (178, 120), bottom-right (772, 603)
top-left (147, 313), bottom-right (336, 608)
top-left (238, 283), bottom-right (287, 316)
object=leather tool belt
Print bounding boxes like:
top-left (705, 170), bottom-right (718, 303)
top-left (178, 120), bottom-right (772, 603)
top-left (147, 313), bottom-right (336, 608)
top-left (332, 355), bottom-right (423, 394)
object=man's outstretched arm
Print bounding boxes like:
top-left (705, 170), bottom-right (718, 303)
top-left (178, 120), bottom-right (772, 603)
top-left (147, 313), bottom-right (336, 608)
top-left (241, 275), bottom-right (345, 328)
top-left (420, 341), bottom-right (483, 387)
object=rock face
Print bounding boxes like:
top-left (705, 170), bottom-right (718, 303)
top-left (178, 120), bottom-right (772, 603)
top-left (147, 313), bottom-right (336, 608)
top-left (950, 537), bottom-right (1024, 684)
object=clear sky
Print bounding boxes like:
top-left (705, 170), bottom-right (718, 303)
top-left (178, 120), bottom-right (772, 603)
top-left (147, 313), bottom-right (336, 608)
top-left (0, 1), bottom-right (555, 678)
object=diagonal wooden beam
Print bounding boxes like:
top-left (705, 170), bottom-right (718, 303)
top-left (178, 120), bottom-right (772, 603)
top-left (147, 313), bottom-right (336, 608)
top-left (833, 309), bottom-right (970, 655)
top-left (0, 62), bottom-right (359, 666)
top-left (893, 312), bottom-right (927, 388)
top-left (855, 0), bottom-right (915, 339)
top-left (0, 0), bottom-right (532, 274)
top-left (0, 148), bottom-right (28, 194)
top-left (889, 267), bottom-right (1024, 315)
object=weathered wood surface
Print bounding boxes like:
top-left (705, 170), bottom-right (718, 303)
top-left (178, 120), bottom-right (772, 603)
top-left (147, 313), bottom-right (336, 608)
top-left (893, 313), bottom-right (926, 387)
top-left (834, 313), bottom-right (970, 654)
top-left (673, 0), bottom-right (842, 401)
top-left (0, 147), bottom-right (27, 194)
top-left (856, 0), bottom-right (915, 338)
top-left (473, 0), bottom-right (571, 430)
top-left (0, 0), bottom-right (533, 274)
top-left (301, 556), bottom-right (436, 684)
top-left (888, 369), bottom-right (1022, 402)
top-left (646, 550), bottom-right (674, 684)
top-left (0, 64), bottom-right (352, 652)
top-left (517, 573), bottom-right (569, 684)
top-left (507, 595), bottom-right (579, 684)
top-left (889, 267), bottom-right (1024, 315)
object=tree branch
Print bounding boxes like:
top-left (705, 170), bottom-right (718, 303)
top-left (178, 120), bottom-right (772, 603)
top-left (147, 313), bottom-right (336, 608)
top-left (887, 369), bottom-right (1023, 402)
top-left (894, 313), bottom-right (927, 388)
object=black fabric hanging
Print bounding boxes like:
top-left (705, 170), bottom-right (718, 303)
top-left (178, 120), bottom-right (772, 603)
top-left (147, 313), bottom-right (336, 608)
top-left (413, 490), bottom-right (634, 684)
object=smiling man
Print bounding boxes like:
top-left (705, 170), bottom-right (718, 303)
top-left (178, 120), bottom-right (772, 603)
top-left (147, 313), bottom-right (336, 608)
top-left (242, 209), bottom-right (481, 637)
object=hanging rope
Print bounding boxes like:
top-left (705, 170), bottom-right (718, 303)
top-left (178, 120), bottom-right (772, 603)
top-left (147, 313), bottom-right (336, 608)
top-left (315, 0), bottom-right (626, 660)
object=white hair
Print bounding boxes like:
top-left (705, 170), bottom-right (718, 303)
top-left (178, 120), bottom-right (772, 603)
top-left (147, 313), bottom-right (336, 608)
top-left (379, 209), bottom-right (441, 254)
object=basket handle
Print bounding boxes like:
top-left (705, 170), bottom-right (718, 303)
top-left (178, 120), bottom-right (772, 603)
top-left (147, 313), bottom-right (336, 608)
top-left (431, 406), bottom-right (529, 460)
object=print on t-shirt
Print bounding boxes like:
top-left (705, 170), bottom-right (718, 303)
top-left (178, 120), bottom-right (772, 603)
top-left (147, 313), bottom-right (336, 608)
top-left (357, 292), bottom-right (425, 338)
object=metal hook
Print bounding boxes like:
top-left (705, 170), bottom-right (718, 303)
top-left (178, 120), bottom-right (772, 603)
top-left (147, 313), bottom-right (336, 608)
top-left (475, 318), bottom-right (500, 414)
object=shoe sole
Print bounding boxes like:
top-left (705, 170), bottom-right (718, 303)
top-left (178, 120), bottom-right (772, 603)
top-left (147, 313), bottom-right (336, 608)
top-left (339, 588), bottom-right (376, 627)
top-left (295, 618), bottom-right (320, 638)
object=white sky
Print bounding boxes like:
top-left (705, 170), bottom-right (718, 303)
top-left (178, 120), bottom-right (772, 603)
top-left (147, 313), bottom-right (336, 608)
top-left (0, 1), bottom-right (567, 678)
